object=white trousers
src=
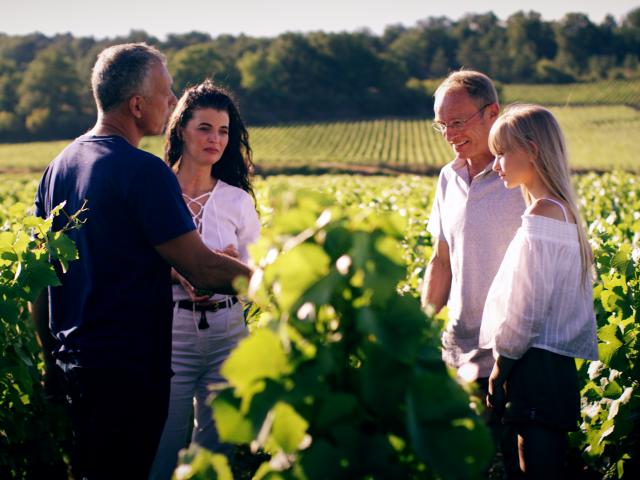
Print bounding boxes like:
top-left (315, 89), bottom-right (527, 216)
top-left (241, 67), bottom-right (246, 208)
top-left (149, 300), bottom-right (247, 480)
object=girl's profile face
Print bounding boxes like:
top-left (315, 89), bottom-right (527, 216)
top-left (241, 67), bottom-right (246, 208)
top-left (180, 108), bottom-right (230, 167)
top-left (492, 142), bottom-right (536, 189)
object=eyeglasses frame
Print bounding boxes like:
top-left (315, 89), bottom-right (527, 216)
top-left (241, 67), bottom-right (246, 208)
top-left (432, 103), bottom-right (494, 134)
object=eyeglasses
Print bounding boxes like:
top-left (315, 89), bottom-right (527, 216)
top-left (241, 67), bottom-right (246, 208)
top-left (432, 103), bottom-right (493, 134)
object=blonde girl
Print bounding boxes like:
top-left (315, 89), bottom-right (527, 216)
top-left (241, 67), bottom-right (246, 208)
top-left (479, 104), bottom-right (598, 478)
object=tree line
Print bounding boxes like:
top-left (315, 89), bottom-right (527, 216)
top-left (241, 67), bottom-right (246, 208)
top-left (1, 8), bottom-right (639, 142)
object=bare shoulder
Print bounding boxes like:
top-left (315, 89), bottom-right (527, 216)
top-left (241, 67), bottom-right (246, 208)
top-left (529, 199), bottom-right (576, 223)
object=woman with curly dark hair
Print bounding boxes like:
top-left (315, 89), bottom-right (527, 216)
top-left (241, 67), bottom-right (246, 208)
top-left (150, 80), bottom-right (260, 479)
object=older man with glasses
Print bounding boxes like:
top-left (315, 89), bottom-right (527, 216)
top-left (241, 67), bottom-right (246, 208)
top-left (421, 69), bottom-right (525, 407)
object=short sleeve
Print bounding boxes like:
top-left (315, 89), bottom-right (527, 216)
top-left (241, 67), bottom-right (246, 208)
top-left (129, 158), bottom-right (195, 246)
top-left (426, 169), bottom-right (446, 241)
top-left (34, 167), bottom-right (51, 219)
top-left (236, 194), bottom-right (261, 263)
top-left (34, 182), bottom-right (46, 219)
top-left (480, 233), bottom-right (554, 359)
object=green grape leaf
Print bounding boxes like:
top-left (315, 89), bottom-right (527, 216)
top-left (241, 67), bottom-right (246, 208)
top-left (611, 244), bottom-right (632, 277)
top-left (212, 389), bottom-right (255, 444)
top-left (355, 294), bottom-right (425, 363)
top-left (603, 380), bottom-right (623, 399)
top-left (315, 393), bottom-right (358, 428)
top-left (299, 439), bottom-right (344, 480)
top-left (174, 444), bottom-right (233, 480)
top-left (221, 329), bottom-right (292, 400)
top-left (14, 254), bottom-right (60, 301)
top-left (46, 231), bottom-right (79, 270)
top-left (357, 344), bottom-right (410, 421)
top-left (267, 243), bottom-right (330, 312)
top-left (407, 411), bottom-right (493, 479)
top-left (598, 324), bottom-right (624, 366)
top-left (406, 369), bottom-right (473, 423)
top-left (0, 298), bottom-right (20, 324)
top-left (268, 402), bottom-right (309, 454)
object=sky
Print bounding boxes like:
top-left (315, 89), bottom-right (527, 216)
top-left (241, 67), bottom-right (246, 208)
top-left (1, 0), bottom-right (638, 39)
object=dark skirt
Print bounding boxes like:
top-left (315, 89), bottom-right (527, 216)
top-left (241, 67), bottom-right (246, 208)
top-left (503, 347), bottom-right (581, 431)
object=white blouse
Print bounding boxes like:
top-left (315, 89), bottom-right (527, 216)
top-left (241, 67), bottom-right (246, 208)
top-left (479, 213), bottom-right (599, 361)
top-left (173, 180), bottom-right (261, 302)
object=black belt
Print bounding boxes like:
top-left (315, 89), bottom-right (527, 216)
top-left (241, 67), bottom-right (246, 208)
top-left (175, 296), bottom-right (238, 329)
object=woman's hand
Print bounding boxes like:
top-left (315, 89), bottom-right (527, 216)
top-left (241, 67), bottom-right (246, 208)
top-left (486, 378), bottom-right (506, 415)
top-left (172, 268), bottom-right (210, 302)
top-left (218, 244), bottom-right (240, 259)
top-left (485, 355), bottom-right (515, 417)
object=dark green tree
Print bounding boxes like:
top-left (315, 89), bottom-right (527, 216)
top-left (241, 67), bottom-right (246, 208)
top-left (312, 31), bottom-right (417, 116)
top-left (17, 47), bottom-right (88, 139)
top-left (164, 31), bottom-right (212, 52)
top-left (620, 7), bottom-right (640, 63)
top-left (169, 43), bottom-right (241, 95)
top-left (555, 13), bottom-right (600, 74)
top-left (237, 33), bottom-right (326, 121)
top-left (386, 27), bottom-right (431, 79)
top-left (0, 58), bottom-right (24, 140)
top-left (0, 33), bottom-right (51, 68)
top-left (454, 13), bottom-right (503, 76)
top-left (385, 17), bottom-right (456, 79)
top-left (430, 47), bottom-right (450, 77)
top-left (505, 12), bottom-right (542, 81)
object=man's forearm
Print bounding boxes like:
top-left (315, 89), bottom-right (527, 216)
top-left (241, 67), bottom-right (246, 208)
top-left (189, 251), bottom-right (252, 295)
top-left (156, 231), bottom-right (252, 295)
top-left (421, 257), bottom-right (452, 313)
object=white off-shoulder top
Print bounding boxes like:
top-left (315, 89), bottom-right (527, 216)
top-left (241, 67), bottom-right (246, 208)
top-left (479, 200), bottom-right (599, 361)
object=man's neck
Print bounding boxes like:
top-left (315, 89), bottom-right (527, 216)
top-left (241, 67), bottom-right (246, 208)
top-left (465, 154), bottom-right (494, 179)
top-left (90, 111), bottom-right (143, 147)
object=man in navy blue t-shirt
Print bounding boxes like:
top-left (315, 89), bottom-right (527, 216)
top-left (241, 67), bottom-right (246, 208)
top-left (32, 43), bottom-right (251, 479)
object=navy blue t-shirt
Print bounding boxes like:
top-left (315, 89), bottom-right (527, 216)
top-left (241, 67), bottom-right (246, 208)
top-left (35, 134), bottom-right (195, 375)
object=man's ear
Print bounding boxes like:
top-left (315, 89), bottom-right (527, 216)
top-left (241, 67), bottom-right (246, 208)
top-left (129, 95), bottom-right (144, 119)
top-left (487, 102), bottom-right (500, 120)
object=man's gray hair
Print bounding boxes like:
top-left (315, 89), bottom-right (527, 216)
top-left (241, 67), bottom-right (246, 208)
top-left (434, 69), bottom-right (499, 107)
top-left (91, 43), bottom-right (166, 113)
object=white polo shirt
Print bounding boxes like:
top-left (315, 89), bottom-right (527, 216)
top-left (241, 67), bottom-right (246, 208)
top-left (428, 157), bottom-right (526, 378)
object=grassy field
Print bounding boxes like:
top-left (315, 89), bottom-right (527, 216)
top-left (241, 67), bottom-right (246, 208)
top-left (1, 80), bottom-right (639, 173)
top-left (502, 79), bottom-right (640, 106)
top-left (1, 104), bottom-right (637, 174)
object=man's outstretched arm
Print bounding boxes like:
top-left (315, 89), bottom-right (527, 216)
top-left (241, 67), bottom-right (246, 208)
top-left (155, 230), bottom-right (252, 296)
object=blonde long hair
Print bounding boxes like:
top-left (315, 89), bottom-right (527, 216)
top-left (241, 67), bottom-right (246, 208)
top-left (489, 104), bottom-right (593, 284)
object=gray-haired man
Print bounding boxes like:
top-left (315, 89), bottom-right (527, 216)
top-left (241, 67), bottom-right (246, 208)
top-left (32, 43), bottom-right (250, 479)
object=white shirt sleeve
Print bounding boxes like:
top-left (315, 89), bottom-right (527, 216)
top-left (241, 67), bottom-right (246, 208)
top-left (236, 194), bottom-right (261, 263)
top-left (427, 169), bottom-right (446, 241)
top-left (480, 231), bottom-right (555, 359)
